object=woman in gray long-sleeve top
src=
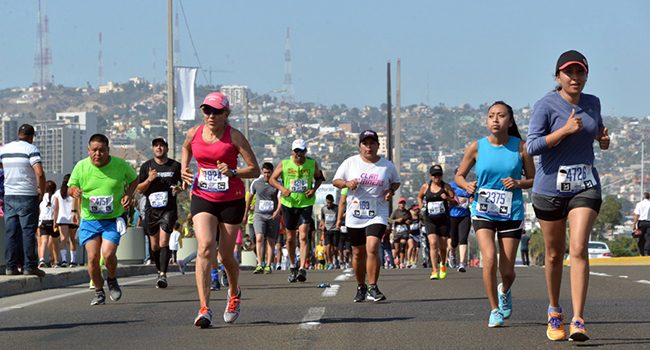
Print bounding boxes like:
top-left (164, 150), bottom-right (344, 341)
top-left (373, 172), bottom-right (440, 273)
top-left (526, 50), bottom-right (610, 342)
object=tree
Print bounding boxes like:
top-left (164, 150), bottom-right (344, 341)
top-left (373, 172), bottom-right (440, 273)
top-left (608, 236), bottom-right (639, 257)
top-left (593, 195), bottom-right (622, 240)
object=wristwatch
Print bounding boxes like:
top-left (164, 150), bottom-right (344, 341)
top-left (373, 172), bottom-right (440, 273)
top-left (231, 169), bottom-right (238, 177)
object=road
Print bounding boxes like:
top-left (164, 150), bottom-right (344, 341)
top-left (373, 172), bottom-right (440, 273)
top-left (0, 265), bottom-right (648, 349)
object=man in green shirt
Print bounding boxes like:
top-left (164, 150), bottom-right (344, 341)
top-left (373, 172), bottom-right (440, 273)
top-left (68, 134), bottom-right (138, 306)
top-left (269, 139), bottom-right (324, 283)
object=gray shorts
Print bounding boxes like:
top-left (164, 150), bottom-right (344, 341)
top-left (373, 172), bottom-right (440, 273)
top-left (253, 216), bottom-right (280, 240)
top-left (532, 187), bottom-right (602, 221)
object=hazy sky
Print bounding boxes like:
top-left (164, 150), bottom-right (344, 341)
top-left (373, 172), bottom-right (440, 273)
top-left (1, 0), bottom-right (649, 116)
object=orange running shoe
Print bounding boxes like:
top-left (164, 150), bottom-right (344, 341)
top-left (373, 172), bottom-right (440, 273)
top-left (569, 317), bottom-right (589, 342)
top-left (430, 268), bottom-right (439, 280)
top-left (547, 311), bottom-right (565, 341)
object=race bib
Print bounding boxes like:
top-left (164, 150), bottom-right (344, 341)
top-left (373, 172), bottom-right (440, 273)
top-left (396, 224), bottom-right (408, 233)
top-left (325, 213), bottom-right (336, 225)
top-left (89, 196), bottom-right (114, 215)
top-left (476, 188), bottom-right (513, 218)
top-left (351, 198), bottom-right (377, 219)
top-left (426, 201), bottom-right (446, 215)
top-left (197, 168), bottom-right (229, 192)
top-left (290, 178), bottom-right (308, 193)
top-left (148, 191), bottom-right (168, 208)
top-left (457, 197), bottom-right (470, 209)
top-left (409, 222), bottom-right (420, 231)
top-left (556, 164), bottom-right (596, 193)
top-left (258, 199), bottom-right (275, 213)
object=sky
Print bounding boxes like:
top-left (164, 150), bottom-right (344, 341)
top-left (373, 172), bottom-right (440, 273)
top-left (1, 0), bottom-right (649, 117)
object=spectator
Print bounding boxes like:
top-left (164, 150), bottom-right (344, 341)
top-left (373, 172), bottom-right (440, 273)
top-left (633, 192), bottom-right (650, 256)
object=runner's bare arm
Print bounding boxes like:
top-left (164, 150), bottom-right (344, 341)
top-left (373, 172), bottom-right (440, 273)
top-left (231, 128), bottom-right (260, 178)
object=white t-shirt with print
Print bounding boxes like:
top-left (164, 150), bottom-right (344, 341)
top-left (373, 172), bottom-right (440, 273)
top-left (333, 155), bottom-right (400, 228)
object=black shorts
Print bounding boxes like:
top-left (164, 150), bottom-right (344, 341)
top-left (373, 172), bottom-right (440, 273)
top-left (338, 230), bottom-right (352, 251)
top-left (347, 224), bottom-right (386, 247)
top-left (39, 221), bottom-right (60, 238)
top-left (471, 217), bottom-right (523, 239)
top-left (449, 215), bottom-right (471, 246)
top-left (324, 229), bottom-right (340, 246)
top-left (281, 205), bottom-right (313, 230)
top-left (145, 208), bottom-right (178, 236)
top-left (423, 215), bottom-right (449, 237)
top-left (190, 196), bottom-right (246, 225)
top-left (531, 187), bottom-right (602, 221)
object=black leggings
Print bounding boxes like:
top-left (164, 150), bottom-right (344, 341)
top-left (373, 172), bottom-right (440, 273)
top-left (449, 216), bottom-right (470, 248)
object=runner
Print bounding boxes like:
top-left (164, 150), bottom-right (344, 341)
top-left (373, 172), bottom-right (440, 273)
top-left (449, 169), bottom-right (472, 272)
top-left (37, 180), bottom-right (59, 268)
top-left (335, 188), bottom-right (351, 269)
top-left (333, 130), bottom-right (400, 302)
top-left (68, 133), bottom-right (138, 305)
top-left (418, 164), bottom-right (455, 280)
top-left (455, 101), bottom-right (535, 327)
top-left (247, 162), bottom-right (281, 274)
top-left (389, 198), bottom-right (410, 268)
top-left (269, 138), bottom-right (325, 283)
top-left (181, 91), bottom-right (260, 328)
top-left (406, 204), bottom-right (421, 268)
top-left (320, 194), bottom-right (339, 269)
top-left (527, 50), bottom-right (609, 341)
top-left (136, 137), bottom-right (183, 288)
top-left (53, 174), bottom-right (80, 267)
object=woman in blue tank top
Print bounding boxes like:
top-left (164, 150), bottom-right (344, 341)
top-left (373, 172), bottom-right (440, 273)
top-left (455, 101), bottom-right (535, 328)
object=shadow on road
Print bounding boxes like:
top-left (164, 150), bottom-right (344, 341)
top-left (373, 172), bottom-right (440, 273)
top-left (389, 297), bottom-right (486, 304)
top-left (0, 320), bottom-right (143, 332)
top-left (576, 338), bottom-right (650, 347)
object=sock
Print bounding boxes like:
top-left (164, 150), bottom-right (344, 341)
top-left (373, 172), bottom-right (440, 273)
top-left (548, 305), bottom-right (562, 314)
top-left (152, 249), bottom-right (161, 272)
top-left (70, 250), bottom-right (77, 263)
top-left (60, 249), bottom-right (67, 263)
top-left (159, 246), bottom-right (170, 274)
top-left (211, 268), bottom-right (219, 281)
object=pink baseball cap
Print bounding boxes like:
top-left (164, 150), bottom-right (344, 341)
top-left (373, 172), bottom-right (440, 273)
top-left (201, 92), bottom-right (230, 110)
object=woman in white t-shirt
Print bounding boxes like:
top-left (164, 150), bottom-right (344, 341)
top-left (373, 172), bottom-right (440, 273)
top-left (53, 174), bottom-right (80, 267)
top-left (333, 130), bottom-right (400, 303)
top-left (38, 180), bottom-right (59, 267)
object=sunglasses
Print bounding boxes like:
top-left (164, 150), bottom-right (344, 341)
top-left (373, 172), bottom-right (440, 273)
top-left (293, 149), bottom-right (306, 154)
top-left (202, 106), bottom-right (227, 116)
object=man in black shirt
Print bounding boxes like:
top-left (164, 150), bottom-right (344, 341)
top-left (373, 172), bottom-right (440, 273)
top-left (137, 137), bottom-right (183, 288)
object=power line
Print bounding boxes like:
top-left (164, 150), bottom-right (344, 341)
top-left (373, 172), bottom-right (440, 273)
top-left (177, 0), bottom-right (209, 83)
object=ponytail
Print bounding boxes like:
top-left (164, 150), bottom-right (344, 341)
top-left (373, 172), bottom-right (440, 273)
top-left (60, 174), bottom-right (70, 199)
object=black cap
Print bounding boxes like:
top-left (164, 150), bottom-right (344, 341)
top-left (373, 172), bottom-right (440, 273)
top-left (359, 130), bottom-right (379, 144)
top-left (429, 164), bottom-right (443, 176)
top-left (151, 137), bottom-right (168, 146)
top-left (556, 50), bottom-right (588, 74)
top-left (18, 124), bottom-right (35, 136)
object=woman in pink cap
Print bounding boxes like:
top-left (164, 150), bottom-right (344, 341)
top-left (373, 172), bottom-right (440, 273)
top-left (181, 91), bottom-right (260, 328)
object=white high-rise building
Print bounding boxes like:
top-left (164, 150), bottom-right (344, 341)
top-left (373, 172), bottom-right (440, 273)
top-left (0, 117), bottom-right (19, 145)
top-left (220, 85), bottom-right (248, 108)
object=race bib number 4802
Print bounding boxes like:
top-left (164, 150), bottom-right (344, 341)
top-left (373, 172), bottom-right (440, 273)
top-left (197, 168), bottom-right (229, 192)
top-left (476, 188), bottom-right (513, 218)
top-left (556, 164), bottom-right (596, 193)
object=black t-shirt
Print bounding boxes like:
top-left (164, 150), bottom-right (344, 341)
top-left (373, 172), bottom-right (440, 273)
top-left (138, 158), bottom-right (182, 211)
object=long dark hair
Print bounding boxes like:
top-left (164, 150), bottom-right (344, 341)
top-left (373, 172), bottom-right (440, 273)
top-left (45, 180), bottom-right (57, 206)
top-left (60, 174), bottom-right (70, 199)
top-left (489, 101), bottom-right (522, 140)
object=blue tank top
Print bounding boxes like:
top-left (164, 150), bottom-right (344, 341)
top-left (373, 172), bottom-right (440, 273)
top-left (471, 136), bottom-right (524, 221)
top-left (449, 181), bottom-right (470, 217)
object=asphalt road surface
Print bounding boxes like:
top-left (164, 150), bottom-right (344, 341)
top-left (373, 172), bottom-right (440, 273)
top-left (1, 265), bottom-right (648, 349)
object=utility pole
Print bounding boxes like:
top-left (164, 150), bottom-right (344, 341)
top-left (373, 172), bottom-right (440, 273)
top-left (642, 137), bottom-right (645, 198)
top-left (166, 0), bottom-right (175, 158)
top-left (395, 59), bottom-right (402, 200)
top-left (387, 61), bottom-right (393, 213)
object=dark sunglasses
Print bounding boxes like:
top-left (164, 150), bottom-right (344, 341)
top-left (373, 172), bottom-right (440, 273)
top-left (202, 106), bottom-right (227, 116)
top-left (293, 149), bottom-right (306, 154)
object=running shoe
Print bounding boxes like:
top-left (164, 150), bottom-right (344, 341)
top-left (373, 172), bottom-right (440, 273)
top-left (194, 306), bottom-right (212, 328)
top-left (156, 275), bottom-right (168, 289)
top-left (568, 317), bottom-right (589, 342)
top-left (497, 283), bottom-right (512, 319)
top-left (23, 267), bottom-right (46, 277)
top-left (89, 280), bottom-right (95, 289)
top-left (367, 285), bottom-right (386, 302)
top-left (448, 255), bottom-right (457, 269)
top-left (353, 284), bottom-right (368, 303)
top-left (211, 277), bottom-right (221, 291)
top-left (547, 310), bottom-right (565, 341)
top-left (220, 270), bottom-right (229, 288)
top-left (254, 265), bottom-right (264, 274)
top-left (430, 268), bottom-right (439, 280)
top-left (439, 263), bottom-right (447, 279)
top-left (263, 266), bottom-right (272, 274)
top-left (106, 277), bottom-right (122, 301)
top-left (60, 261), bottom-right (68, 268)
top-left (90, 289), bottom-right (106, 306)
top-left (297, 268), bottom-right (307, 282)
top-left (177, 260), bottom-right (186, 275)
top-left (457, 263), bottom-right (467, 273)
top-left (288, 267), bottom-right (298, 283)
top-left (38, 259), bottom-right (47, 268)
top-left (69, 262), bottom-right (77, 268)
top-left (488, 308), bottom-right (504, 327)
top-left (223, 288), bottom-right (241, 323)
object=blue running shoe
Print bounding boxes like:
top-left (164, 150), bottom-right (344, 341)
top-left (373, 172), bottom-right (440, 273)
top-left (497, 282), bottom-right (512, 319)
top-left (488, 308), bottom-right (504, 328)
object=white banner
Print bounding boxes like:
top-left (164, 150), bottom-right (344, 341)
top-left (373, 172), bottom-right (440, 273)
top-left (174, 67), bottom-right (197, 120)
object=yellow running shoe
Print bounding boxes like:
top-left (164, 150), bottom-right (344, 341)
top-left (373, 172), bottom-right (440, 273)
top-left (569, 317), bottom-right (589, 342)
top-left (439, 263), bottom-right (447, 279)
top-left (547, 311), bottom-right (565, 341)
top-left (430, 268), bottom-right (439, 280)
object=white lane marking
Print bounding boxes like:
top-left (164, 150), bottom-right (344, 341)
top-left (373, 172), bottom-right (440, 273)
top-left (334, 274), bottom-right (349, 281)
top-left (618, 275), bottom-right (629, 279)
top-left (0, 275), bottom-right (158, 313)
top-left (636, 280), bottom-right (650, 285)
top-left (299, 307), bottom-right (325, 329)
top-left (321, 284), bottom-right (340, 297)
top-left (589, 272), bottom-right (612, 277)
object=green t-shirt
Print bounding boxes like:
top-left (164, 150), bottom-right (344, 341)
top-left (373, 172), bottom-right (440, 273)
top-left (281, 157), bottom-right (316, 208)
top-left (68, 156), bottom-right (138, 220)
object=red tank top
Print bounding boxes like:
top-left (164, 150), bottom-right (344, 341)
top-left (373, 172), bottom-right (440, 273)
top-left (191, 124), bottom-right (245, 202)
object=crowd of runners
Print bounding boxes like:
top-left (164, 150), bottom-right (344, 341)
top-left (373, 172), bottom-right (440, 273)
top-left (2, 50), bottom-right (609, 342)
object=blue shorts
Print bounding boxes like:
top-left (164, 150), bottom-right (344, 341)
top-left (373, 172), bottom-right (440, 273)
top-left (79, 219), bottom-right (121, 246)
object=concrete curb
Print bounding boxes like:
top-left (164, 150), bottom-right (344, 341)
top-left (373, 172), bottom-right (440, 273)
top-left (564, 256), bottom-right (650, 266)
